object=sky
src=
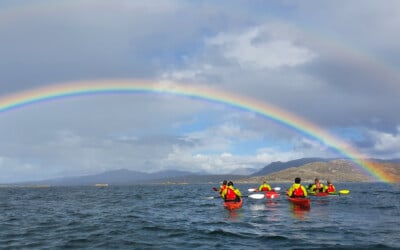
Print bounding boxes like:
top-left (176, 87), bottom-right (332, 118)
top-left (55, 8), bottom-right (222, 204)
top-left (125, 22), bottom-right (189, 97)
top-left (0, 0), bottom-right (399, 183)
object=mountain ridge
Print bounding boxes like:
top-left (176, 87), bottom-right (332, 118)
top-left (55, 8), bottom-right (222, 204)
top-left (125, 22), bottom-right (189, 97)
top-left (6, 158), bottom-right (400, 186)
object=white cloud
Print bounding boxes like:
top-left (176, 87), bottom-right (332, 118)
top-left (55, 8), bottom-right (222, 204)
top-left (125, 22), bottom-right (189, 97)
top-left (0, 1), bottom-right (399, 183)
top-left (368, 127), bottom-right (400, 158)
top-left (206, 26), bottom-right (317, 70)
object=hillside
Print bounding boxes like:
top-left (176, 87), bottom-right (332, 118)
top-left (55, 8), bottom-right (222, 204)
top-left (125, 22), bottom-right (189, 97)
top-left (251, 157), bottom-right (331, 176)
top-left (236, 159), bottom-right (400, 184)
top-left (7, 159), bottom-right (400, 186)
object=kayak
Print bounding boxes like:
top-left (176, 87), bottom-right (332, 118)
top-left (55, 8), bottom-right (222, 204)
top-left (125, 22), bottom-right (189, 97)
top-left (223, 199), bottom-right (243, 211)
top-left (288, 197), bottom-right (311, 209)
top-left (265, 191), bottom-right (280, 199)
top-left (309, 192), bottom-right (329, 197)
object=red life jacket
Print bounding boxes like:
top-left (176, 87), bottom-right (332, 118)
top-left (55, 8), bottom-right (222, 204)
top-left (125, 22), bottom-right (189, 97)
top-left (327, 184), bottom-right (335, 193)
top-left (260, 185), bottom-right (271, 191)
top-left (225, 187), bottom-right (237, 200)
top-left (292, 186), bottom-right (305, 197)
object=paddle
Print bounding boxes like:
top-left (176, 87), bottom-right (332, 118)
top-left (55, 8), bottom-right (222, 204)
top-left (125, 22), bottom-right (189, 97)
top-left (211, 187), bottom-right (264, 200)
top-left (203, 196), bottom-right (220, 200)
top-left (248, 187), bottom-right (281, 192)
top-left (339, 189), bottom-right (350, 195)
top-left (247, 193), bottom-right (265, 199)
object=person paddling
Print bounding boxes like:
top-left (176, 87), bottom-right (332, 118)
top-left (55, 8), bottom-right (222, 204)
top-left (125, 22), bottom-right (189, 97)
top-left (310, 178), bottom-right (324, 193)
top-left (219, 180), bottom-right (228, 197)
top-left (323, 180), bottom-right (336, 193)
top-left (221, 181), bottom-right (242, 202)
top-left (258, 180), bottom-right (272, 191)
top-left (287, 177), bottom-right (308, 198)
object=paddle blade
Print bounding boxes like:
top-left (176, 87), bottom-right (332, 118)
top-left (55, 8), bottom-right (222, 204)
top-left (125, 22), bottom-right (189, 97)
top-left (247, 188), bottom-right (257, 192)
top-left (339, 189), bottom-right (350, 195)
top-left (273, 187), bottom-right (281, 191)
top-left (248, 193), bottom-right (265, 199)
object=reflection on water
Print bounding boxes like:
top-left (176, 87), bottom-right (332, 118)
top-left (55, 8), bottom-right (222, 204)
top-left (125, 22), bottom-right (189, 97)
top-left (248, 204), bottom-right (266, 211)
top-left (289, 202), bottom-right (310, 220)
top-left (225, 208), bottom-right (243, 221)
top-left (265, 200), bottom-right (280, 208)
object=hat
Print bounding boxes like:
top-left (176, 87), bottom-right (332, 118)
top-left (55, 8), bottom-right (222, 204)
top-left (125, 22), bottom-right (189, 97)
top-left (295, 177), bottom-right (301, 184)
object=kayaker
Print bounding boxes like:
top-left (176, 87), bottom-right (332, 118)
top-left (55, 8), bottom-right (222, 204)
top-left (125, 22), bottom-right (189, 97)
top-left (258, 181), bottom-right (272, 191)
top-left (287, 177), bottom-right (308, 198)
top-left (222, 181), bottom-right (242, 202)
top-left (219, 180), bottom-right (228, 197)
top-left (323, 180), bottom-right (336, 193)
top-left (310, 178), bottom-right (324, 193)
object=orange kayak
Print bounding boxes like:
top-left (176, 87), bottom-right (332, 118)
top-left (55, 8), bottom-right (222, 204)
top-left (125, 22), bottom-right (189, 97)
top-left (223, 199), bottom-right (243, 211)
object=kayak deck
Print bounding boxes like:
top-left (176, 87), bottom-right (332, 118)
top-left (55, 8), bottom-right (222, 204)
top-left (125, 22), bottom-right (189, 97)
top-left (288, 197), bottom-right (311, 209)
top-left (223, 199), bottom-right (243, 211)
top-left (309, 192), bottom-right (329, 197)
top-left (265, 191), bottom-right (280, 199)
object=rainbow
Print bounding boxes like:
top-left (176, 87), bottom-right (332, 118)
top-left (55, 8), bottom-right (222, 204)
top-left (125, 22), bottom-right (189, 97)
top-left (0, 79), bottom-right (395, 183)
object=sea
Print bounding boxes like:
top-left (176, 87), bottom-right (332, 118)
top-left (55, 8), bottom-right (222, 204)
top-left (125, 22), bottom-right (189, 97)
top-left (0, 182), bottom-right (399, 249)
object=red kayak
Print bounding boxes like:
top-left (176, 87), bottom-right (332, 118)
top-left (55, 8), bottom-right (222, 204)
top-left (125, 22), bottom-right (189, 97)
top-left (265, 191), bottom-right (280, 199)
top-left (288, 197), bottom-right (311, 209)
top-left (223, 199), bottom-right (243, 211)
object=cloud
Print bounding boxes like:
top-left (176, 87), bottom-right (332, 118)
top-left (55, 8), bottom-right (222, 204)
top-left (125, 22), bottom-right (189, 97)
top-left (364, 127), bottom-right (400, 158)
top-left (205, 25), bottom-right (317, 70)
top-left (0, 1), bottom-right (399, 182)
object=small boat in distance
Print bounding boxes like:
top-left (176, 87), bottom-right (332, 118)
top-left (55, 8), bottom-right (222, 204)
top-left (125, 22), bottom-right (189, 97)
top-left (95, 183), bottom-right (109, 187)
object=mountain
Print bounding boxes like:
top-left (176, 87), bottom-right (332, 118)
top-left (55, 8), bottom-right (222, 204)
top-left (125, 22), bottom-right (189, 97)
top-left (237, 159), bottom-right (400, 183)
top-left (17, 169), bottom-right (197, 186)
top-left (229, 167), bottom-right (258, 175)
top-left (251, 158), bottom-right (332, 176)
top-left (10, 158), bottom-right (400, 186)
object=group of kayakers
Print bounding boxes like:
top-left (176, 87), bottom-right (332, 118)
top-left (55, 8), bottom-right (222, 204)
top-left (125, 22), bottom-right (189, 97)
top-left (217, 177), bottom-right (337, 201)
top-left (307, 178), bottom-right (336, 194)
top-left (288, 177), bottom-right (336, 198)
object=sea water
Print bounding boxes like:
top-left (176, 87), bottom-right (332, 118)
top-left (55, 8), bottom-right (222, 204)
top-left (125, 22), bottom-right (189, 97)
top-left (0, 183), bottom-right (398, 249)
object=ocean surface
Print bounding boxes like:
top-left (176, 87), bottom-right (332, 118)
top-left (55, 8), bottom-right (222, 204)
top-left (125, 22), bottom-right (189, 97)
top-left (0, 182), bottom-right (399, 249)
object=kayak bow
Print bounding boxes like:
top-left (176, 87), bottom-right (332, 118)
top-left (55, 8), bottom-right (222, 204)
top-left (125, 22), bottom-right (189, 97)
top-left (223, 199), bottom-right (243, 211)
top-left (288, 197), bottom-right (311, 209)
top-left (265, 190), bottom-right (280, 199)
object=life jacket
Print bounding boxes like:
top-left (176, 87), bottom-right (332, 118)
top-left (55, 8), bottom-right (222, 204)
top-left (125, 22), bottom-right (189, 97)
top-left (259, 184), bottom-right (271, 191)
top-left (292, 185), bottom-right (305, 197)
top-left (219, 185), bottom-right (227, 195)
top-left (312, 182), bottom-right (324, 192)
top-left (326, 184), bottom-right (335, 193)
top-left (225, 187), bottom-right (237, 201)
